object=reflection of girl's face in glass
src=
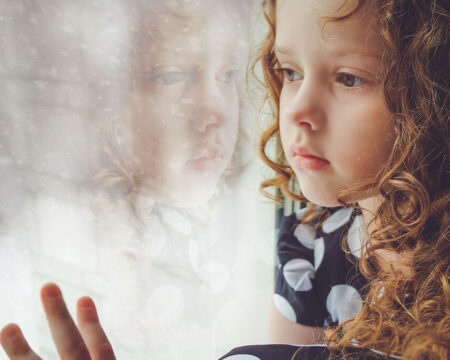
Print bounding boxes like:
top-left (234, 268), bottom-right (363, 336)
top-left (128, 9), bottom-right (243, 207)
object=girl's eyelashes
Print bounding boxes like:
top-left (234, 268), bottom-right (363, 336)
top-left (150, 70), bottom-right (186, 86)
top-left (216, 69), bottom-right (240, 83)
top-left (146, 68), bottom-right (240, 86)
top-left (274, 67), bottom-right (303, 82)
top-left (336, 73), bottom-right (368, 88)
top-left (274, 66), bottom-right (370, 90)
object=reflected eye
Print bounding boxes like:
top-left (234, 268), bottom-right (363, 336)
top-left (275, 68), bottom-right (303, 82)
top-left (150, 71), bottom-right (186, 86)
top-left (336, 73), bottom-right (367, 87)
top-left (216, 69), bottom-right (240, 83)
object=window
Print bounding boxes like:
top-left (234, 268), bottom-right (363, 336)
top-left (0, 1), bottom-right (275, 358)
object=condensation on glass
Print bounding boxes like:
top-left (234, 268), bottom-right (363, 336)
top-left (0, 0), bottom-right (277, 359)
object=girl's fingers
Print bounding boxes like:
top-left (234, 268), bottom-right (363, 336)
top-left (0, 324), bottom-right (42, 360)
top-left (76, 297), bottom-right (116, 360)
top-left (2, 284), bottom-right (114, 360)
top-left (40, 283), bottom-right (91, 360)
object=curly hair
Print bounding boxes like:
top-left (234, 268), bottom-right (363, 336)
top-left (254, 0), bottom-right (450, 359)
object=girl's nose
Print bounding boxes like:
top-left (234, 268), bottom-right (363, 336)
top-left (284, 81), bottom-right (324, 131)
top-left (193, 110), bottom-right (224, 132)
top-left (190, 73), bottom-right (226, 132)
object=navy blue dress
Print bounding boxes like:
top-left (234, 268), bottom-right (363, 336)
top-left (219, 344), bottom-right (399, 359)
top-left (218, 207), bottom-right (394, 360)
top-left (273, 206), bottom-right (368, 327)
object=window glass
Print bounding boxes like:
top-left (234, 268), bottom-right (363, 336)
top-left (0, 1), bottom-right (275, 358)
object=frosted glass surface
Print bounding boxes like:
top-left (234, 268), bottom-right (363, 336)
top-left (0, 0), bottom-right (275, 359)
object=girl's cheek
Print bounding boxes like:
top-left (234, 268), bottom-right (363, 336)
top-left (279, 104), bottom-right (294, 141)
top-left (280, 127), bottom-right (294, 165)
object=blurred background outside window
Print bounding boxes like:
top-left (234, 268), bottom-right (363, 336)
top-left (0, 1), bottom-right (283, 358)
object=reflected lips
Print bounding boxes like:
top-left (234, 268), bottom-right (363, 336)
top-left (187, 148), bottom-right (225, 171)
top-left (291, 145), bottom-right (329, 171)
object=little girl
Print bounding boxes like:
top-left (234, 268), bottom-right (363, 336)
top-left (1, 0), bottom-right (448, 359)
top-left (222, 0), bottom-right (449, 358)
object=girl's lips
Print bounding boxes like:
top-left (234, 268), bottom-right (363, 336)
top-left (290, 144), bottom-right (329, 170)
top-left (291, 145), bottom-right (328, 162)
top-left (186, 149), bottom-right (225, 172)
top-left (191, 147), bottom-right (222, 161)
top-left (292, 153), bottom-right (330, 171)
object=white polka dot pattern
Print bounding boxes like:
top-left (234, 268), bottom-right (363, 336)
top-left (222, 355), bottom-right (262, 360)
top-left (295, 207), bottom-right (309, 220)
top-left (347, 215), bottom-right (366, 259)
top-left (294, 223), bottom-right (316, 250)
top-left (314, 237), bottom-right (325, 270)
top-left (273, 293), bottom-right (297, 323)
top-left (322, 208), bottom-right (353, 234)
top-left (275, 206), bottom-right (368, 330)
top-left (326, 284), bottom-right (362, 324)
top-left (295, 206), bottom-right (323, 221)
top-left (283, 258), bottom-right (315, 291)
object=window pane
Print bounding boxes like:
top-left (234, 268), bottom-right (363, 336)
top-left (0, 0), bottom-right (276, 359)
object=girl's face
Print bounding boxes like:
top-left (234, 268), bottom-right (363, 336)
top-left (128, 8), bottom-right (244, 207)
top-left (276, 0), bottom-right (395, 207)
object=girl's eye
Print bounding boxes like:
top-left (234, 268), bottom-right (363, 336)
top-left (150, 71), bottom-right (186, 86)
top-left (336, 73), bottom-right (367, 88)
top-left (275, 68), bottom-right (303, 82)
top-left (216, 69), bottom-right (240, 83)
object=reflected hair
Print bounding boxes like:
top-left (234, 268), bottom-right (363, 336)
top-left (92, 0), bottom-right (254, 208)
top-left (253, 0), bottom-right (450, 359)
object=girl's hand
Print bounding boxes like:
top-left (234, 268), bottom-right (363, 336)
top-left (0, 283), bottom-right (115, 360)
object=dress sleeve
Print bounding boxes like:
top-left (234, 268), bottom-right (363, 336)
top-left (273, 210), bottom-right (328, 327)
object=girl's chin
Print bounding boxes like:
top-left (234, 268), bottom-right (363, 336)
top-left (142, 182), bottom-right (219, 208)
top-left (301, 189), bottom-right (376, 208)
top-left (295, 180), bottom-right (340, 208)
top-left (167, 189), bottom-right (217, 208)
top-left (298, 190), bottom-right (335, 207)
top-left (296, 174), bottom-right (375, 208)
top-left (306, 198), bottom-right (342, 208)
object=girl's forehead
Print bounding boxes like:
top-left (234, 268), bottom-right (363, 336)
top-left (277, 0), bottom-right (357, 17)
top-left (133, 10), bottom-right (246, 68)
top-left (136, 6), bottom-right (242, 43)
top-left (275, 0), bottom-right (384, 59)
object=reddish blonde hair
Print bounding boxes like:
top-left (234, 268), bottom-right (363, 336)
top-left (253, 0), bottom-right (450, 358)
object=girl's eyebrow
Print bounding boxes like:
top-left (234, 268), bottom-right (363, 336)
top-left (274, 45), bottom-right (292, 56)
top-left (274, 44), bottom-right (381, 60)
top-left (331, 48), bottom-right (382, 60)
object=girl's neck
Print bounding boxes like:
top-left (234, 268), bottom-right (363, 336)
top-left (357, 195), bottom-right (381, 238)
top-left (357, 195), bottom-right (414, 277)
